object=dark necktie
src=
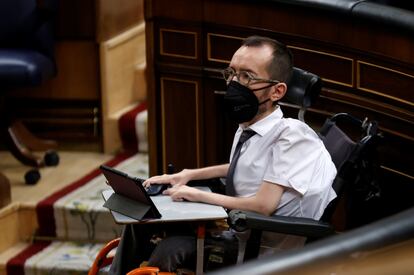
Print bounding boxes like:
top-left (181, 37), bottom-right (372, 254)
top-left (226, 130), bottom-right (256, 196)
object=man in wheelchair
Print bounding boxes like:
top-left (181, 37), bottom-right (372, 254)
top-left (109, 36), bottom-right (337, 274)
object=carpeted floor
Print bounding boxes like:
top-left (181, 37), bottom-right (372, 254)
top-left (3, 102), bottom-right (149, 275)
top-left (7, 153), bottom-right (149, 275)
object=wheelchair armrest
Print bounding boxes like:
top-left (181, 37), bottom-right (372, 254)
top-left (228, 210), bottom-right (335, 239)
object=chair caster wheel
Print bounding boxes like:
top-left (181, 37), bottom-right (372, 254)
top-left (44, 150), bottom-right (59, 166)
top-left (25, 169), bottom-right (41, 185)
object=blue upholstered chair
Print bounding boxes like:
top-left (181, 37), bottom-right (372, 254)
top-left (0, 0), bottom-right (59, 184)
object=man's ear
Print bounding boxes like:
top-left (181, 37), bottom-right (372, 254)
top-left (270, 83), bottom-right (287, 102)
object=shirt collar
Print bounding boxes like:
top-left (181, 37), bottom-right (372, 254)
top-left (241, 106), bottom-right (283, 137)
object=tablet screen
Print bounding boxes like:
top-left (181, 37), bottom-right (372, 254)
top-left (100, 165), bottom-right (161, 219)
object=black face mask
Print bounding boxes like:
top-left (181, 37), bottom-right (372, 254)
top-left (223, 81), bottom-right (272, 124)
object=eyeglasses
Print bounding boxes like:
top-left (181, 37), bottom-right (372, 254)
top-left (222, 67), bottom-right (280, 86)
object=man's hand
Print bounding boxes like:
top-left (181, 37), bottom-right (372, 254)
top-left (163, 185), bottom-right (202, 202)
top-left (143, 169), bottom-right (192, 188)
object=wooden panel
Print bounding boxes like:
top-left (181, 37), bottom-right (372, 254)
top-left (207, 33), bottom-right (243, 64)
top-left (146, 0), bottom-right (414, 221)
top-left (160, 77), bottom-right (202, 172)
top-left (159, 28), bottom-right (198, 60)
top-left (11, 42), bottom-right (100, 100)
top-left (7, 98), bottom-right (100, 141)
top-left (146, 0), bottom-right (203, 22)
top-left (206, 32), bottom-right (355, 88)
top-left (51, 42), bottom-right (100, 100)
top-left (202, 0), bottom-right (414, 65)
top-left (56, 0), bottom-right (144, 41)
top-left (349, 21), bottom-right (414, 65)
top-left (100, 23), bottom-right (147, 153)
top-left (0, 205), bottom-right (21, 254)
top-left (100, 23), bottom-right (146, 116)
top-left (55, 0), bottom-right (96, 39)
top-left (96, 0), bottom-right (144, 42)
top-left (203, 76), bottom-right (238, 166)
top-left (357, 61), bottom-right (414, 108)
top-left (289, 46), bottom-right (354, 88)
top-left (203, 1), bottom-right (350, 54)
top-left (375, 167), bottom-right (414, 219)
top-left (379, 133), bottom-right (414, 180)
top-left (0, 205), bottom-right (37, 254)
top-left (146, 20), bottom-right (159, 176)
top-left (318, 89), bottom-right (414, 133)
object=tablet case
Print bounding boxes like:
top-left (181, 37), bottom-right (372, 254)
top-left (100, 165), bottom-right (161, 220)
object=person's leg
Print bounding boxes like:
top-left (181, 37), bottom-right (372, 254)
top-left (109, 223), bottom-right (157, 275)
top-left (147, 235), bottom-right (197, 272)
top-left (109, 222), bottom-right (196, 274)
top-left (146, 227), bottom-right (240, 272)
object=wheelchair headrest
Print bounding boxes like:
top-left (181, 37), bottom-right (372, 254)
top-left (285, 67), bottom-right (322, 108)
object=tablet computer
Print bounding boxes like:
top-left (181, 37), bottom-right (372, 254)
top-left (100, 165), bottom-right (161, 220)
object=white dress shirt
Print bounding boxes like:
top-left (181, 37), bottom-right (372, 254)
top-left (229, 106), bottom-right (337, 253)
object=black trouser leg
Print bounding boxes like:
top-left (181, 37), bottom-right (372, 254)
top-left (109, 222), bottom-right (196, 275)
top-left (109, 224), bottom-right (156, 275)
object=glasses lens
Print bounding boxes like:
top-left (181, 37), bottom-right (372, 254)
top-left (238, 71), bottom-right (252, 86)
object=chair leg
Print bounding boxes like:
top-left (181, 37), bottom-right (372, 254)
top-left (4, 120), bottom-right (59, 167)
top-left (4, 122), bottom-right (45, 167)
top-left (0, 172), bottom-right (11, 208)
top-left (10, 120), bottom-right (57, 151)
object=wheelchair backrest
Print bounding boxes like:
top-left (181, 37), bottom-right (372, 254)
top-left (318, 113), bottom-right (381, 224)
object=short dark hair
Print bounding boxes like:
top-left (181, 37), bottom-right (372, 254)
top-left (242, 36), bottom-right (293, 83)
